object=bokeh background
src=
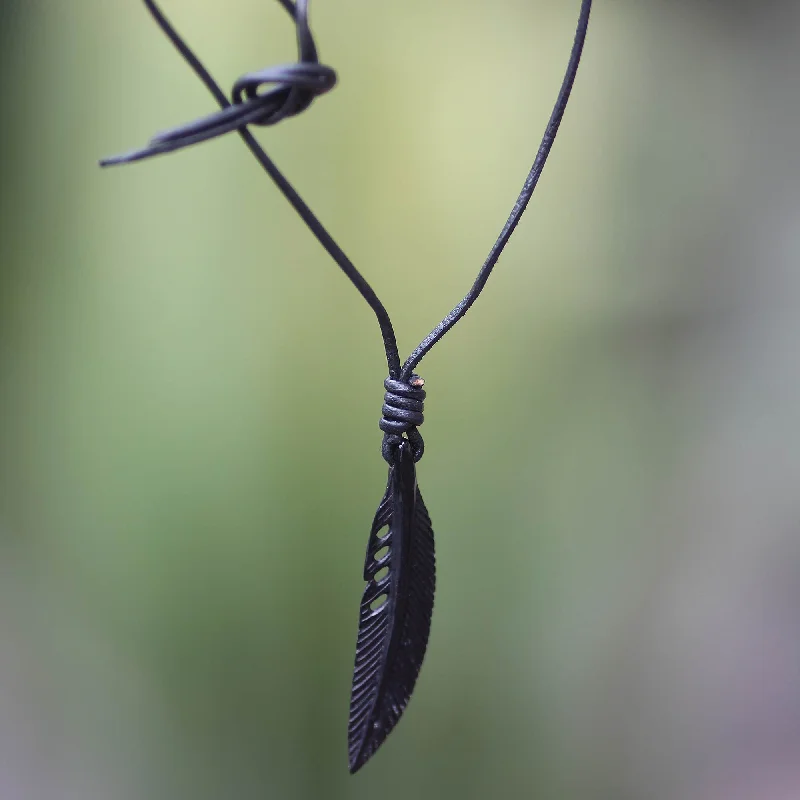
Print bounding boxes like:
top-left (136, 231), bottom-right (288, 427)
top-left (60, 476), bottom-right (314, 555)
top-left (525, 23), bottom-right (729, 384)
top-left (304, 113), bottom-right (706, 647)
top-left (2, 0), bottom-right (800, 798)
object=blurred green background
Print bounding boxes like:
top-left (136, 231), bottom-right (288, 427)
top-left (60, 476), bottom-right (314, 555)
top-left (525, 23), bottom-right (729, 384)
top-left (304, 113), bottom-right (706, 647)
top-left (2, 1), bottom-right (800, 798)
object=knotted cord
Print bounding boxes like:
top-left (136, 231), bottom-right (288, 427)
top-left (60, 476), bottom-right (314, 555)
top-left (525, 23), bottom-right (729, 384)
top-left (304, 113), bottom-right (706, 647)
top-left (379, 376), bottom-right (426, 463)
top-left (100, 0), bottom-right (593, 464)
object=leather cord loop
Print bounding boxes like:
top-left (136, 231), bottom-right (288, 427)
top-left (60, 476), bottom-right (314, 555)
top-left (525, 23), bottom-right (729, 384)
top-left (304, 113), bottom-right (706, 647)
top-left (99, 0), bottom-right (336, 166)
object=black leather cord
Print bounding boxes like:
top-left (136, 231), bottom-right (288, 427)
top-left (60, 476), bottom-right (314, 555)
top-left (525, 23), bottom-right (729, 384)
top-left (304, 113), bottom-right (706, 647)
top-left (99, 0), bottom-right (594, 772)
top-left (400, 0), bottom-right (592, 382)
top-left (101, 0), bottom-right (403, 382)
top-left (100, 0), bottom-right (593, 463)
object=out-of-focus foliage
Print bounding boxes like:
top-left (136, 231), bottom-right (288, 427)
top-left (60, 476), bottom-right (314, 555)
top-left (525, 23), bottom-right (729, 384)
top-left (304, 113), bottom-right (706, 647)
top-left (1, 1), bottom-right (799, 798)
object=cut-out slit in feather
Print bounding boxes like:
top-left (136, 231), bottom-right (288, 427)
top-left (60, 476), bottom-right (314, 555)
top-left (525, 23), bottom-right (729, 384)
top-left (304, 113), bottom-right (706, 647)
top-left (348, 444), bottom-right (436, 773)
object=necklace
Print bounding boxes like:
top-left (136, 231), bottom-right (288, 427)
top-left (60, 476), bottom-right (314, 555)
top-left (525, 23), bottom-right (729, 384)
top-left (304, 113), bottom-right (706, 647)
top-left (100, 0), bottom-right (593, 773)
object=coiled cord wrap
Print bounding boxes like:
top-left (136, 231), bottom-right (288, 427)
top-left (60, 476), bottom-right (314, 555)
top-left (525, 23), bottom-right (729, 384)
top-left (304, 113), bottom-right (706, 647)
top-left (142, 61), bottom-right (335, 154)
top-left (380, 376), bottom-right (425, 463)
top-left (99, 0), bottom-right (336, 166)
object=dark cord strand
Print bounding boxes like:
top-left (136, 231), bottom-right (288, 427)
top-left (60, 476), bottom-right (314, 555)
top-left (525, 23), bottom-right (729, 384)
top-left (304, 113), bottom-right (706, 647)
top-left (400, 0), bottom-right (592, 381)
top-left (101, 0), bottom-right (402, 378)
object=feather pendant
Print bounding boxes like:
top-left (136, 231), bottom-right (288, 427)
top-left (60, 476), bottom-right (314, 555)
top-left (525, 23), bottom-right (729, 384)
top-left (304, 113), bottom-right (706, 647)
top-left (348, 441), bottom-right (436, 773)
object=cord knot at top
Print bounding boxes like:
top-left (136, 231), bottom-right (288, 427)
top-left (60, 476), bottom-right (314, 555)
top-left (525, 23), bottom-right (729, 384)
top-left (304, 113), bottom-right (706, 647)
top-left (99, 0), bottom-right (336, 167)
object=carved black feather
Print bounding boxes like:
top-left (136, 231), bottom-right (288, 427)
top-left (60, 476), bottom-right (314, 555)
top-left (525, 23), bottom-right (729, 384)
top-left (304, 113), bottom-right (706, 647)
top-left (348, 442), bottom-right (435, 773)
